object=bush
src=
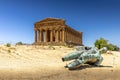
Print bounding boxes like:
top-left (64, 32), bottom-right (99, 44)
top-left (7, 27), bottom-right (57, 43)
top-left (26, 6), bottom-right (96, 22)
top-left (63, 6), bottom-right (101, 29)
top-left (6, 43), bottom-right (11, 47)
top-left (107, 44), bottom-right (114, 51)
top-left (16, 42), bottom-right (23, 45)
top-left (114, 45), bottom-right (119, 51)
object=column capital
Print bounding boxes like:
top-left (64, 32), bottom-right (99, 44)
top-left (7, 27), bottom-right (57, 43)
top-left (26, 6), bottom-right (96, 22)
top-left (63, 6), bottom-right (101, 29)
top-left (45, 28), bottom-right (49, 31)
top-left (39, 29), bottom-right (43, 31)
top-left (34, 28), bottom-right (38, 31)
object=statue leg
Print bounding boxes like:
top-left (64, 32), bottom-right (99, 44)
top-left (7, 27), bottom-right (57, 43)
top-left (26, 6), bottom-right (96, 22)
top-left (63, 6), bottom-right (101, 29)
top-left (66, 58), bottom-right (84, 69)
top-left (62, 51), bottom-right (84, 62)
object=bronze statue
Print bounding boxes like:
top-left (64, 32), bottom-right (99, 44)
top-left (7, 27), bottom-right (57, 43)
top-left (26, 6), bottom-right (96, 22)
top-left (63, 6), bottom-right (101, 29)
top-left (62, 47), bottom-right (107, 70)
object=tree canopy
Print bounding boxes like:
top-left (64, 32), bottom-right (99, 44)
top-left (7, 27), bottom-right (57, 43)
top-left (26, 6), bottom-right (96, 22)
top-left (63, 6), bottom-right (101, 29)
top-left (94, 38), bottom-right (119, 51)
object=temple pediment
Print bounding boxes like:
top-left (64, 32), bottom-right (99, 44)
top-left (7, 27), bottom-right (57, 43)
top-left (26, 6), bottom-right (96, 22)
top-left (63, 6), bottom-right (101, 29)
top-left (36, 18), bottom-right (65, 24)
top-left (34, 18), bottom-right (66, 28)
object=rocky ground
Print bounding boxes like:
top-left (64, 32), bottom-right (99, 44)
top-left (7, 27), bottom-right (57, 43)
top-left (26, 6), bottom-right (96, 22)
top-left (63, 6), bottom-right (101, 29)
top-left (0, 45), bottom-right (120, 80)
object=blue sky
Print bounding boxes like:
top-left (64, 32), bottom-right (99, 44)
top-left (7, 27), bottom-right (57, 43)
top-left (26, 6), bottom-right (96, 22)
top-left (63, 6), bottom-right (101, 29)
top-left (0, 0), bottom-right (120, 46)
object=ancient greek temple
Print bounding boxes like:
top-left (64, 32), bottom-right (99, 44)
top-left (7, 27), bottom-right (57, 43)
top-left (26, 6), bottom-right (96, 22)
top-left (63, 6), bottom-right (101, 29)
top-left (34, 18), bottom-right (83, 46)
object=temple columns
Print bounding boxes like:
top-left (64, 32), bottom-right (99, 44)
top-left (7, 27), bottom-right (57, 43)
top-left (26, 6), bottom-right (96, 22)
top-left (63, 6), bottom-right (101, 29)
top-left (34, 27), bottom-right (82, 45)
top-left (45, 30), bottom-right (48, 42)
top-left (50, 30), bottom-right (53, 42)
top-left (55, 30), bottom-right (60, 42)
top-left (34, 29), bottom-right (68, 43)
top-left (58, 31), bottom-right (60, 42)
top-left (62, 29), bottom-right (65, 42)
top-left (39, 29), bottom-right (42, 42)
top-left (59, 30), bottom-right (62, 42)
top-left (35, 30), bottom-right (37, 42)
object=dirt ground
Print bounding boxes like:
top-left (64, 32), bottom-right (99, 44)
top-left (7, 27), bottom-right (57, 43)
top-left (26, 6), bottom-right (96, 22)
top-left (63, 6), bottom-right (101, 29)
top-left (0, 45), bottom-right (120, 80)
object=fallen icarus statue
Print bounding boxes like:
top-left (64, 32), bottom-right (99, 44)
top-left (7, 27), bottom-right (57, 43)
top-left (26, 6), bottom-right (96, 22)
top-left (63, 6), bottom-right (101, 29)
top-left (62, 46), bottom-right (107, 70)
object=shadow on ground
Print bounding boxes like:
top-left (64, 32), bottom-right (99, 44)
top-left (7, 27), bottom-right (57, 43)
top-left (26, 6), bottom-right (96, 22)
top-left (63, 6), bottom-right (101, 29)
top-left (68, 64), bottom-right (113, 71)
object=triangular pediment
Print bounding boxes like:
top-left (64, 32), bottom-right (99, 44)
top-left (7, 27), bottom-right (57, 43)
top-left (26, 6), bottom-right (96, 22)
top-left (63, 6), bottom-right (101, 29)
top-left (36, 18), bottom-right (65, 23)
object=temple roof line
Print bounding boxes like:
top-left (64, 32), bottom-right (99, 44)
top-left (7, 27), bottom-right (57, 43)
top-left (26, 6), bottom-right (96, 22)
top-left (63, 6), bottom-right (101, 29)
top-left (35, 18), bottom-right (65, 24)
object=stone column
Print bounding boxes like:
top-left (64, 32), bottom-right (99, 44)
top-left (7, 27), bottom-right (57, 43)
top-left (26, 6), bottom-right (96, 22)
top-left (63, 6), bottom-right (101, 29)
top-left (73, 32), bottom-right (75, 43)
top-left (58, 31), bottom-right (60, 42)
top-left (73, 33), bottom-right (75, 43)
top-left (64, 29), bottom-right (66, 42)
top-left (65, 30), bottom-right (67, 41)
top-left (77, 37), bottom-right (79, 44)
top-left (37, 30), bottom-right (39, 42)
top-left (77, 33), bottom-right (79, 44)
top-left (45, 30), bottom-right (48, 42)
top-left (39, 29), bottom-right (42, 42)
top-left (67, 30), bottom-right (69, 42)
top-left (69, 31), bottom-right (71, 42)
top-left (69, 32), bottom-right (71, 42)
top-left (75, 33), bottom-right (77, 44)
top-left (55, 30), bottom-right (59, 42)
top-left (35, 30), bottom-right (37, 42)
top-left (71, 33), bottom-right (73, 42)
top-left (75, 35), bottom-right (77, 44)
top-left (59, 30), bottom-right (61, 42)
top-left (76, 37), bottom-right (77, 44)
top-left (76, 34), bottom-right (77, 44)
top-left (68, 30), bottom-right (70, 42)
top-left (62, 29), bottom-right (65, 42)
top-left (50, 30), bottom-right (53, 42)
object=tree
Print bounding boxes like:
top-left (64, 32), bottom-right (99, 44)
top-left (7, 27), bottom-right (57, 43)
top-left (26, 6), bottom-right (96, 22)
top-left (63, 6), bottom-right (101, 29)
top-left (107, 44), bottom-right (114, 51)
top-left (113, 45), bottom-right (119, 51)
top-left (94, 38), bottom-right (108, 49)
top-left (94, 38), bottom-right (120, 51)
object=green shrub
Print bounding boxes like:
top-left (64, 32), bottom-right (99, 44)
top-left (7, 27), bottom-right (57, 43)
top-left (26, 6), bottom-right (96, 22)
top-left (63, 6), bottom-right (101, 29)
top-left (6, 43), bottom-right (11, 47)
top-left (16, 42), bottom-right (23, 45)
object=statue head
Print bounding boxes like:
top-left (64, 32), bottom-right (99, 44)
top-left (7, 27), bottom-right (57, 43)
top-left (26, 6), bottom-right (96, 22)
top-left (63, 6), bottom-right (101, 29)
top-left (99, 47), bottom-right (107, 53)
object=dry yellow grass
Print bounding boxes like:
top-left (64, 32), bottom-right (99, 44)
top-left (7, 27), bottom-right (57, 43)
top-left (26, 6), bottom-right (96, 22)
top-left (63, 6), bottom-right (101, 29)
top-left (0, 45), bottom-right (120, 80)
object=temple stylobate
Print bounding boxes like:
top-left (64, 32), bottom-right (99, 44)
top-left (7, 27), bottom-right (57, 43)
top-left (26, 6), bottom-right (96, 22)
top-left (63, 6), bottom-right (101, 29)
top-left (34, 18), bottom-right (83, 46)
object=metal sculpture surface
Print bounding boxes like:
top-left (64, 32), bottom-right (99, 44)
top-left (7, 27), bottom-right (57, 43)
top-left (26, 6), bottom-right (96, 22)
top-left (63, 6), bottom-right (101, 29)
top-left (62, 46), bottom-right (107, 69)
